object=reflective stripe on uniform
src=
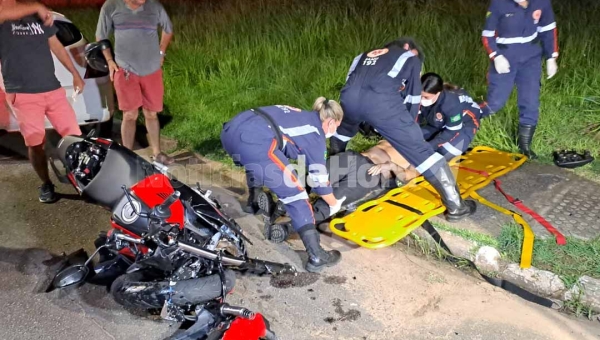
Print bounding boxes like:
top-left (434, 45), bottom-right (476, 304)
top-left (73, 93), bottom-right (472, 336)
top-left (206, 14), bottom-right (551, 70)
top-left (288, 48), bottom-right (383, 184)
top-left (496, 32), bottom-right (538, 44)
top-left (279, 191), bottom-right (309, 204)
top-left (279, 125), bottom-right (320, 137)
top-left (346, 53), bottom-right (363, 81)
top-left (537, 22), bottom-right (556, 33)
top-left (446, 123), bottom-right (463, 131)
top-left (482, 30), bottom-right (495, 37)
top-left (404, 95), bottom-right (421, 105)
top-left (415, 152), bottom-right (444, 174)
top-left (333, 131), bottom-right (352, 142)
top-left (387, 51), bottom-right (415, 78)
top-left (442, 142), bottom-right (463, 156)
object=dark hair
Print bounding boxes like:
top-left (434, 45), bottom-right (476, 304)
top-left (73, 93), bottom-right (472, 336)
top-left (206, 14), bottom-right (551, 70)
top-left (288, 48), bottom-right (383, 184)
top-left (384, 37), bottom-right (425, 62)
top-left (421, 72), bottom-right (460, 94)
top-left (421, 72), bottom-right (444, 94)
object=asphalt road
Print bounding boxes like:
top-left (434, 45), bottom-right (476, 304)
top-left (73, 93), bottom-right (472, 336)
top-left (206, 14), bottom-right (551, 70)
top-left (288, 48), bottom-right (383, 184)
top-left (1, 131), bottom-right (599, 340)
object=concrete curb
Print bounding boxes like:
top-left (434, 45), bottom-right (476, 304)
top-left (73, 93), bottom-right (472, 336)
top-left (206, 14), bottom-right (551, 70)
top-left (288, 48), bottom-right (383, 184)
top-left (414, 227), bottom-right (600, 314)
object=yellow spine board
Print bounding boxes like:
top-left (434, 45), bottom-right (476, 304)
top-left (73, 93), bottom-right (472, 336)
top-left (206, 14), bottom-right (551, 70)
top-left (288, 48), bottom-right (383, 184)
top-left (330, 146), bottom-right (534, 268)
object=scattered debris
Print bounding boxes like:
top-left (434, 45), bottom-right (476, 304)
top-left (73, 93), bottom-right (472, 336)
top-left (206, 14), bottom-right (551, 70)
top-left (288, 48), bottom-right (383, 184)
top-left (270, 272), bottom-right (319, 289)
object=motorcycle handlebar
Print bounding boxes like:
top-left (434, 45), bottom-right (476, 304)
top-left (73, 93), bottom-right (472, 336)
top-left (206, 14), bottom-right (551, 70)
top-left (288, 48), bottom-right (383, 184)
top-left (220, 304), bottom-right (255, 319)
top-left (153, 191), bottom-right (181, 219)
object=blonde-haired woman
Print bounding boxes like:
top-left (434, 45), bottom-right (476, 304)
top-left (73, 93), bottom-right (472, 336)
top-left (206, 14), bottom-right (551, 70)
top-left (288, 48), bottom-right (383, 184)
top-left (220, 98), bottom-right (345, 273)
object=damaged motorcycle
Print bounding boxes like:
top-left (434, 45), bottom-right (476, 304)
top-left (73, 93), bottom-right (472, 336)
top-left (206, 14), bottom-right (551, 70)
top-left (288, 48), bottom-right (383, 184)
top-left (47, 134), bottom-right (295, 340)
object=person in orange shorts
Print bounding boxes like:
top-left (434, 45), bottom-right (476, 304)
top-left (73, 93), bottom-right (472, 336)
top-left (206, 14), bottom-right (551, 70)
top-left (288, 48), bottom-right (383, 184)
top-left (0, 0), bottom-right (85, 203)
top-left (96, 0), bottom-right (175, 165)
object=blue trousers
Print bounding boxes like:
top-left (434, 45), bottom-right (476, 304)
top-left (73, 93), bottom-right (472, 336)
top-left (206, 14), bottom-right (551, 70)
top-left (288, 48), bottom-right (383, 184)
top-left (427, 125), bottom-right (478, 161)
top-left (334, 88), bottom-right (446, 179)
top-left (221, 114), bottom-right (315, 231)
top-left (483, 52), bottom-right (542, 126)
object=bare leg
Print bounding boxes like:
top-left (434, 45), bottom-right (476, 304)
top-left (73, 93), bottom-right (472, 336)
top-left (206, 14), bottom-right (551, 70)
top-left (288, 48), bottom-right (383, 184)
top-left (29, 143), bottom-right (51, 184)
top-left (142, 109), bottom-right (161, 156)
top-left (121, 110), bottom-right (139, 150)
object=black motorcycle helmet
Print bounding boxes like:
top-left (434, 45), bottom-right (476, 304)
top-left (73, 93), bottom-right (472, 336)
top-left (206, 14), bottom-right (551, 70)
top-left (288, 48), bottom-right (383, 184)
top-left (84, 39), bottom-right (113, 73)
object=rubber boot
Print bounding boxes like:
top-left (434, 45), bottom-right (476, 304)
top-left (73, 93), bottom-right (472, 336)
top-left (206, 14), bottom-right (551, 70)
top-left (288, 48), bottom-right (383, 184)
top-left (426, 162), bottom-right (476, 222)
top-left (298, 224), bottom-right (341, 273)
top-left (329, 137), bottom-right (348, 157)
top-left (517, 124), bottom-right (538, 160)
top-left (243, 187), bottom-right (260, 214)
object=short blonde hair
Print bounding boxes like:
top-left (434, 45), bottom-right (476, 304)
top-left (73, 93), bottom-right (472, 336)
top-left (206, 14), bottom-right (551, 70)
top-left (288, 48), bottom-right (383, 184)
top-left (312, 97), bottom-right (343, 122)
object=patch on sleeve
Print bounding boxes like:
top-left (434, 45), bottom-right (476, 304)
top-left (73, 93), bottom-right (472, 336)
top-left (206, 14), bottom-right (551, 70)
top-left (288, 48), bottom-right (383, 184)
top-left (486, 11), bottom-right (492, 18)
top-left (450, 114), bottom-right (461, 123)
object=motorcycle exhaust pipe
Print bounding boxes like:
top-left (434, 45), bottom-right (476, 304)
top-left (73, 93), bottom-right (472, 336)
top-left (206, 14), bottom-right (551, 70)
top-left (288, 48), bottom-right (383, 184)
top-left (178, 241), bottom-right (297, 276)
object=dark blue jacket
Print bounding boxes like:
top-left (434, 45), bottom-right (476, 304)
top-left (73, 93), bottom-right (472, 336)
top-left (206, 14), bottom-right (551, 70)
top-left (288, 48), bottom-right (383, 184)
top-left (419, 89), bottom-right (482, 144)
top-left (482, 0), bottom-right (558, 60)
top-left (240, 105), bottom-right (333, 196)
top-left (344, 46), bottom-right (422, 119)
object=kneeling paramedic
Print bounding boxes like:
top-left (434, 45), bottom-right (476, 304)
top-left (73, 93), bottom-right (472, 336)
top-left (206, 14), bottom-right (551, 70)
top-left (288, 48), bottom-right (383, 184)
top-left (419, 72), bottom-right (482, 160)
top-left (221, 99), bottom-right (345, 273)
top-left (480, 0), bottom-right (559, 159)
top-left (329, 37), bottom-right (477, 222)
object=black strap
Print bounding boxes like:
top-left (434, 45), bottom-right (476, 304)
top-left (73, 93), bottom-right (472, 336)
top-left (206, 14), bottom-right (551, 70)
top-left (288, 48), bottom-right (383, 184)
top-left (420, 220), bottom-right (554, 308)
top-left (251, 108), bottom-right (284, 151)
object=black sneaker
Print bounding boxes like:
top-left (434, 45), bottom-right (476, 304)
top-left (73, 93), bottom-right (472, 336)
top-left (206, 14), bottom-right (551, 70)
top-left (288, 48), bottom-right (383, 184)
top-left (39, 183), bottom-right (58, 203)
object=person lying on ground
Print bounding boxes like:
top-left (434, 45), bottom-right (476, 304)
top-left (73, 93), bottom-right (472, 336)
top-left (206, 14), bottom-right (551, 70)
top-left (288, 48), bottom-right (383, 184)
top-left (0, 1), bottom-right (53, 25)
top-left (310, 140), bottom-right (419, 224)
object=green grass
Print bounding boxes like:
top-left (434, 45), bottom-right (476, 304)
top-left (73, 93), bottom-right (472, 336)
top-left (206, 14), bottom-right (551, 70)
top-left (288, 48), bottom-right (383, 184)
top-left (432, 222), bottom-right (600, 287)
top-left (498, 223), bottom-right (600, 288)
top-left (58, 0), bottom-right (600, 172)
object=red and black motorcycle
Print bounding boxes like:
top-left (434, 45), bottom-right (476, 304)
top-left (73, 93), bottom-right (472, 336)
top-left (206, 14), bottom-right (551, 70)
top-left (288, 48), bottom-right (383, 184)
top-left (48, 135), bottom-right (294, 340)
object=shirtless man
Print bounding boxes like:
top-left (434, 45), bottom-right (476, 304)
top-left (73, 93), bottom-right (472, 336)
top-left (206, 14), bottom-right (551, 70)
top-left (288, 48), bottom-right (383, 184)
top-left (311, 141), bottom-right (419, 223)
top-left (363, 139), bottom-right (418, 183)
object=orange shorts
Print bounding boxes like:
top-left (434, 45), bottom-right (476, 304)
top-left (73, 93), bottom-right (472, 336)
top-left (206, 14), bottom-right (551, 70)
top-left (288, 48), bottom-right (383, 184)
top-left (114, 68), bottom-right (164, 112)
top-left (6, 88), bottom-right (82, 147)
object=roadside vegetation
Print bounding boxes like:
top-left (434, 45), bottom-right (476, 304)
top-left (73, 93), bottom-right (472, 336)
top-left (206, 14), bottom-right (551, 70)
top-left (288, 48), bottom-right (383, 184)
top-left (60, 0), bottom-right (600, 176)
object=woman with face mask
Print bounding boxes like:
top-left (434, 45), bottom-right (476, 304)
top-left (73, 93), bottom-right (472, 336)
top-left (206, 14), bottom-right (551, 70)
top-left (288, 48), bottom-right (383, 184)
top-left (220, 97), bottom-right (345, 273)
top-left (419, 73), bottom-right (483, 161)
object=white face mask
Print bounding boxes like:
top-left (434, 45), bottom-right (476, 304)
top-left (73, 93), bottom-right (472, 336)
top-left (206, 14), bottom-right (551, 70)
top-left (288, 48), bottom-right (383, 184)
top-left (421, 99), bottom-right (434, 107)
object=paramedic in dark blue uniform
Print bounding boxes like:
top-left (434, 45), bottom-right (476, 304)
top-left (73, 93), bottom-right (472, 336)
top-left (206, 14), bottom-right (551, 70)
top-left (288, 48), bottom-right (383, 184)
top-left (419, 73), bottom-right (483, 160)
top-left (221, 98), bottom-right (345, 273)
top-left (480, 0), bottom-right (559, 159)
top-left (329, 37), bottom-right (476, 222)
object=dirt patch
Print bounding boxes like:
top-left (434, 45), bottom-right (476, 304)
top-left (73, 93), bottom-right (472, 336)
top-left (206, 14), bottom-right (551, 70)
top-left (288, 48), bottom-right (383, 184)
top-left (323, 275), bottom-right (347, 285)
top-left (413, 296), bottom-right (441, 317)
top-left (269, 272), bottom-right (319, 289)
top-left (259, 295), bottom-right (273, 300)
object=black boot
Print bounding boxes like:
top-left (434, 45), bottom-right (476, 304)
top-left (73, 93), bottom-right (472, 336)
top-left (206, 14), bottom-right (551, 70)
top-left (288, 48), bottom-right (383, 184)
top-left (517, 124), bottom-right (538, 160)
top-left (243, 187), bottom-right (260, 214)
top-left (329, 137), bottom-right (348, 157)
top-left (426, 162), bottom-right (476, 222)
top-left (298, 224), bottom-right (341, 273)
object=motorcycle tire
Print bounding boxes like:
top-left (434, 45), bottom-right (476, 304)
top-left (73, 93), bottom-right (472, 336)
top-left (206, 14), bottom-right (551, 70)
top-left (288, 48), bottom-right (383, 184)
top-left (110, 269), bottom-right (236, 309)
